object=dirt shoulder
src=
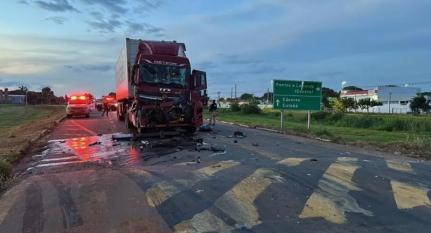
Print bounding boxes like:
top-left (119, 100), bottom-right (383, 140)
top-left (0, 105), bottom-right (65, 184)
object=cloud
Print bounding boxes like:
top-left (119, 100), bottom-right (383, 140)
top-left (220, 54), bottom-right (262, 65)
top-left (45, 16), bottom-right (67, 24)
top-left (0, 63), bottom-right (51, 75)
top-left (87, 18), bottom-right (123, 33)
top-left (17, 0), bottom-right (29, 4)
top-left (64, 64), bottom-right (112, 72)
top-left (80, 0), bottom-right (162, 14)
top-left (34, 0), bottom-right (79, 12)
top-left (126, 21), bottom-right (164, 37)
top-left (0, 80), bottom-right (27, 89)
top-left (80, 0), bottom-right (128, 14)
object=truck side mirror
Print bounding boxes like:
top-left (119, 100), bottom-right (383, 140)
top-left (130, 64), bottom-right (139, 85)
top-left (191, 70), bottom-right (207, 90)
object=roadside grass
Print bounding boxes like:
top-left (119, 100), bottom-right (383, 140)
top-left (207, 109), bottom-right (431, 158)
top-left (0, 105), bottom-right (65, 181)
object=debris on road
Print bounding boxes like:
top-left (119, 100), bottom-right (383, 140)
top-left (233, 130), bottom-right (245, 138)
top-left (89, 141), bottom-right (102, 146)
top-left (310, 158), bottom-right (318, 162)
top-left (252, 142), bottom-right (259, 147)
top-left (233, 140), bottom-right (238, 143)
top-left (315, 137), bottom-right (331, 142)
top-left (111, 133), bottom-right (133, 141)
top-left (210, 144), bottom-right (225, 152)
top-left (199, 124), bottom-right (212, 132)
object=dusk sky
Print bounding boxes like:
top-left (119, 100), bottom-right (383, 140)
top-left (0, 0), bottom-right (430, 98)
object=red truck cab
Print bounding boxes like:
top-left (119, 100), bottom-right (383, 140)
top-left (116, 39), bottom-right (207, 136)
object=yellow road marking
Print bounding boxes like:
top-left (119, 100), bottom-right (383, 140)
top-left (299, 157), bottom-right (372, 224)
top-left (386, 160), bottom-right (414, 174)
top-left (146, 181), bottom-right (180, 208)
top-left (146, 160), bottom-right (240, 208)
top-left (278, 158), bottom-right (309, 167)
top-left (174, 210), bottom-right (233, 233)
top-left (174, 168), bottom-right (282, 232)
top-left (391, 180), bottom-right (431, 209)
top-left (194, 160), bottom-right (240, 177)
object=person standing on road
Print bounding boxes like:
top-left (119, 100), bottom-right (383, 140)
top-left (209, 100), bottom-right (218, 126)
top-left (102, 102), bottom-right (109, 117)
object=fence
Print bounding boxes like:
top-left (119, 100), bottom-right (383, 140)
top-left (0, 95), bottom-right (26, 105)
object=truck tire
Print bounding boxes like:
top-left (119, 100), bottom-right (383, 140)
top-left (186, 127), bottom-right (196, 136)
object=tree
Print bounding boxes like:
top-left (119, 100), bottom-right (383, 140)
top-left (341, 98), bottom-right (357, 111)
top-left (262, 92), bottom-right (273, 103)
top-left (41, 87), bottom-right (53, 104)
top-left (370, 100), bottom-right (383, 108)
top-left (240, 93), bottom-right (254, 101)
top-left (357, 98), bottom-right (371, 112)
top-left (342, 86), bottom-right (363, 91)
top-left (329, 98), bottom-right (346, 113)
top-left (322, 87), bottom-right (339, 109)
top-left (108, 92), bottom-right (116, 98)
top-left (410, 95), bottom-right (430, 114)
top-left (19, 85), bottom-right (28, 94)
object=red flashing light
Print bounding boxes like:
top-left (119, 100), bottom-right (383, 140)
top-left (79, 96), bottom-right (86, 100)
top-left (70, 96), bottom-right (77, 100)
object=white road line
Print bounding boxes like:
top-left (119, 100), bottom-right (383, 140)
top-left (41, 156), bottom-right (80, 163)
top-left (35, 160), bottom-right (86, 168)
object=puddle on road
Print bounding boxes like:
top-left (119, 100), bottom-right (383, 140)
top-left (29, 133), bottom-right (216, 171)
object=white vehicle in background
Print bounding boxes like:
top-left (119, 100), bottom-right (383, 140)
top-left (66, 94), bottom-right (92, 118)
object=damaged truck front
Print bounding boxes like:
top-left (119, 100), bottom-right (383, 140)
top-left (116, 38), bottom-right (207, 136)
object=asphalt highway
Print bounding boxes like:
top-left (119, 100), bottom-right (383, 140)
top-left (1, 110), bottom-right (431, 233)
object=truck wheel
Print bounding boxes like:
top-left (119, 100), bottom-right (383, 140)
top-left (186, 127), bottom-right (196, 136)
top-left (86, 114), bottom-right (90, 118)
top-left (67, 114), bottom-right (72, 118)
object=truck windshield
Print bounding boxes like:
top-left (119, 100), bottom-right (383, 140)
top-left (140, 64), bottom-right (189, 88)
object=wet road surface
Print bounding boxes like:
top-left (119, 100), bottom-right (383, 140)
top-left (49, 110), bottom-right (125, 139)
top-left (1, 113), bottom-right (431, 233)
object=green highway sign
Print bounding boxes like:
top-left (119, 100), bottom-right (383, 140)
top-left (273, 80), bottom-right (322, 111)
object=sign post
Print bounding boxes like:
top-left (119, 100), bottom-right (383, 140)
top-left (273, 80), bottom-right (322, 129)
top-left (280, 110), bottom-right (284, 130)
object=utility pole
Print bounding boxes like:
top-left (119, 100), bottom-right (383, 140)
top-left (266, 88), bottom-right (270, 104)
top-left (217, 91), bottom-right (221, 107)
top-left (230, 88), bottom-right (233, 100)
top-left (234, 83), bottom-right (237, 101)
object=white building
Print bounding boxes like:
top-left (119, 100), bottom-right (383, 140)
top-left (340, 86), bottom-right (420, 114)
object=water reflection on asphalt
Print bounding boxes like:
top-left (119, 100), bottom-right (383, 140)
top-left (31, 133), bottom-right (203, 171)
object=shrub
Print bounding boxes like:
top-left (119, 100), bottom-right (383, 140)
top-left (241, 103), bottom-right (261, 114)
top-left (311, 112), bottom-right (331, 121)
top-left (230, 102), bottom-right (241, 112)
top-left (314, 129), bottom-right (333, 137)
top-left (0, 160), bottom-right (12, 182)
